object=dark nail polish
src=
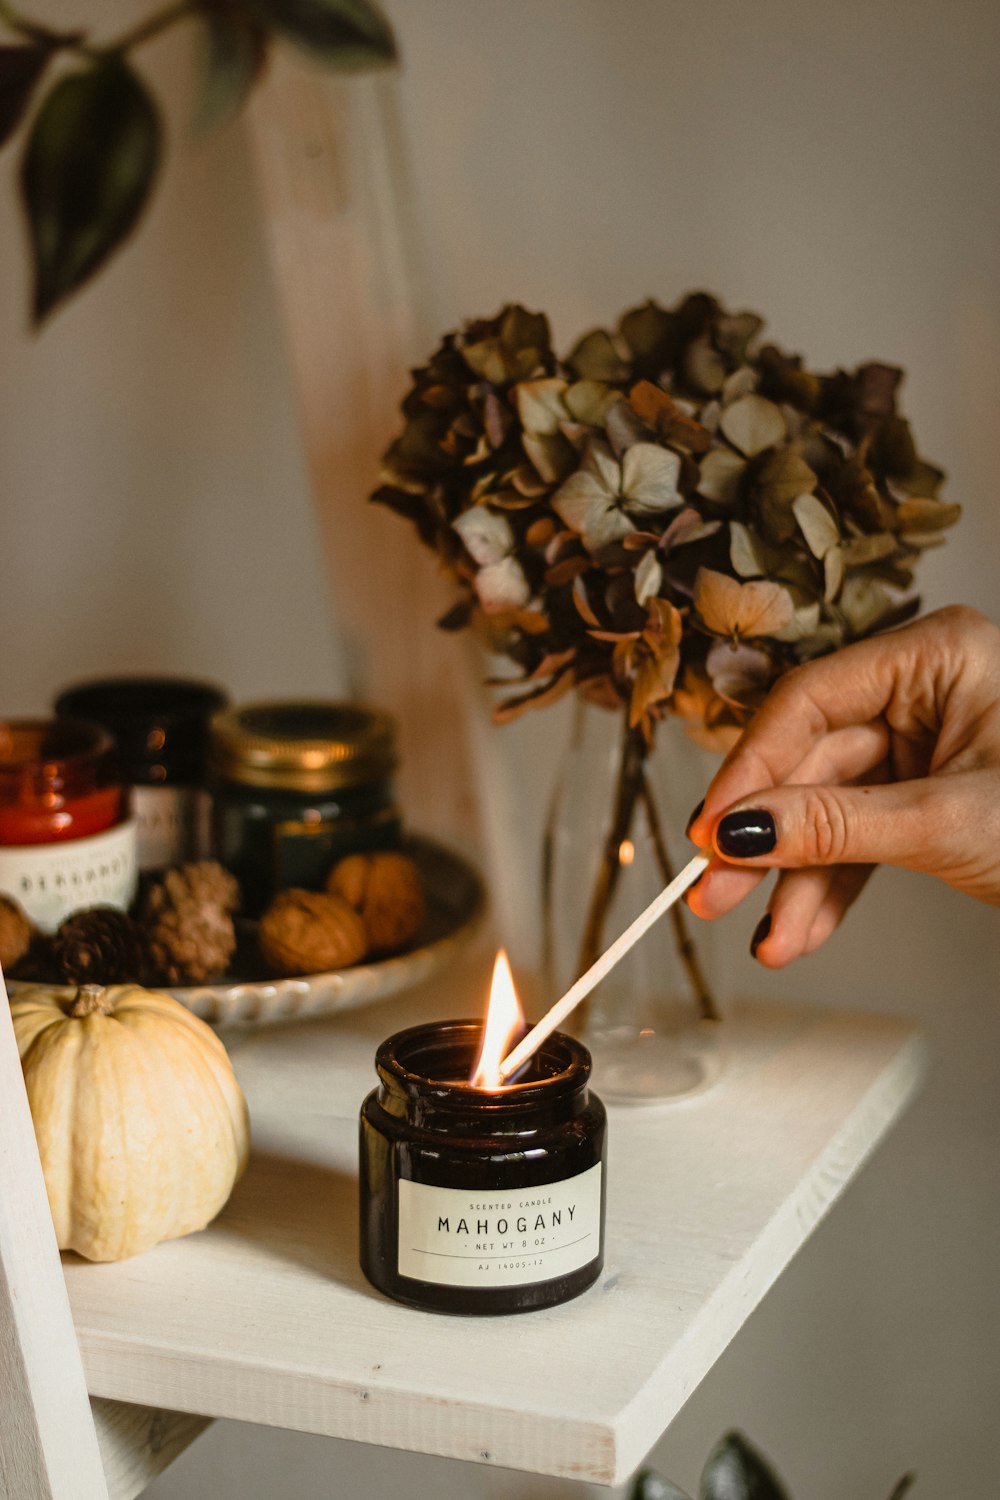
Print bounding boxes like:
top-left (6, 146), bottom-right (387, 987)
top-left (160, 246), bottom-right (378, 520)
top-left (685, 799), bottom-right (705, 837)
top-left (750, 912), bottom-right (772, 957)
top-left (718, 808), bottom-right (777, 858)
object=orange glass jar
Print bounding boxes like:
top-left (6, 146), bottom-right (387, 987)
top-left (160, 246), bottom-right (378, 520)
top-left (0, 719), bottom-right (137, 932)
top-left (0, 719), bottom-right (126, 844)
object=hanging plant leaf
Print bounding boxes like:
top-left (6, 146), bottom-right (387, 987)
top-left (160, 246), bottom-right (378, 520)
top-left (0, 44), bottom-right (50, 149)
top-left (21, 57), bottom-right (162, 324)
top-left (198, 7), bottom-right (270, 131)
top-left (243, 0), bottom-right (396, 68)
top-left (700, 1431), bottom-right (791, 1500)
top-left (630, 1468), bottom-right (693, 1500)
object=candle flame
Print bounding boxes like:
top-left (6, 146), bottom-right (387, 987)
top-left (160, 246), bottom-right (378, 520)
top-left (618, 838), bottom-right (635, 867)
top-left (470, 949), bottom-right (526, 1088)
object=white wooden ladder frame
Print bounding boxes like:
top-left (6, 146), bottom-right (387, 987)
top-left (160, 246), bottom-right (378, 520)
top-left (0, 973), bottom-right (209, 1500)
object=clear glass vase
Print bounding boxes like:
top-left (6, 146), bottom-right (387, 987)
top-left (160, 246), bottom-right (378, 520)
top-left (542, 701), bottom-right (723, 1104)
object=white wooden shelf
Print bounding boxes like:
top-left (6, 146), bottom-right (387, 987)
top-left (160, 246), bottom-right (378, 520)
top-left (63, 947), bottom-right (923, 1485)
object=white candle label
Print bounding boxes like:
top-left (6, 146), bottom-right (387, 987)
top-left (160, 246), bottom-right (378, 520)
top-left (0, 819), bottom-right (138, 934)
top-left (131, 785), bottom-right (211, 871)
top-left (397, 1163), bottom-right (602, 1289)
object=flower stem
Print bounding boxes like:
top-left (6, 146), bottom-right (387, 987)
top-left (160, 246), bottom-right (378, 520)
top-left (573, 717), bottom-right (646, 1026)
top-left (639, 770), bottom-right (719, 1022)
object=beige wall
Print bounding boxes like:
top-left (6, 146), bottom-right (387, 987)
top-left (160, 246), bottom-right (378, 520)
top-left (2, 2), bottom-right (998, 1496)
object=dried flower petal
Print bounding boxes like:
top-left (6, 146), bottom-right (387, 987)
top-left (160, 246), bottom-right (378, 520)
top-left (823, 546), bottom-right (845, 601)
top-left (453, 505), bottom-right (513, 566)
top-left (620, 443), bottom-right (683, 513)
top-left (698, 447), bottom-right (746, 504)
top-left (628, 381), bottom-right (713, 453)
top-left (552, 443), bottom-right (635, 552)
top-left (565, 380), bottom-right (622, 427)
top-left (634, 550), bottom-right (663, 605)
top-left (720, 394), bottom-right (786, 457)
top-left (706, 639), bottom-right (773, 703)
top-left (684, 336), bottom-right (727, 394)
top-left (515, 377), bottom-right (569, 435)
top-left (895, 497), bottom-right (962, 533)
top-left (567, 328), bottom-right (629, 382)
top-left (695, 567), bottom-right (795, 640)
top-left (792, 492), bottom-right (840, 558)
top-left (729, 520), bottom-right (768, 578)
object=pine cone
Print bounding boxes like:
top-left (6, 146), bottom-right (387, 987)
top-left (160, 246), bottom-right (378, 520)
top-left (52, 908), bottom-right (149, 986)
top-left (140, 862), bottom-right (238, 984)
top-left (0, 893), bottom-right (33, 971)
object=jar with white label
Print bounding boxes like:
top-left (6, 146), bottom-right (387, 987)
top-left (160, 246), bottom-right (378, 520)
top-left (54, 677), bottom-right (227, 873)
top-left (0, 718), bottom-right (137, 933)
top-left (359, 1020), bottom-right (607, 1314)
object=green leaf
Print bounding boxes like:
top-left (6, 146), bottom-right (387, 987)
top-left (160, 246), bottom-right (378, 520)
top-left (630, 1470), bottom-right (693, 1500)
top-left (0, 44), bottom-right (50, 149)
top-left (21, 58), bottom-right (161, 324)
top-left (243, 0), bottom-right (396, 67)
top-left (198, 8), bottom-right (269, 131)
top-left (700, 1431), bottom-right (791, 1500)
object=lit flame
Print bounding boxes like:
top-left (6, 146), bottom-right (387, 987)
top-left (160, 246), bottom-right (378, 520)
top-left (618, 838), bottom-right (635, 867)
top-left (470, 949), bottom-right (526, 1089)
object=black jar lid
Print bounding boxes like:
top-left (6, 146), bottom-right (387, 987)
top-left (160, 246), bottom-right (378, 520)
top-left (209, 700), bottom-right (398, 794)
top-left (54, 676), bottom-right (228, 785)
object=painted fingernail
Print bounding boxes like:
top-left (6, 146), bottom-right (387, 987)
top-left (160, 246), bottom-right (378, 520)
top-left (750, 912), bottom-right (772, 958)
top-left (718, 809), bottom-right (777, 858)
top-left (685, 799), bottom-right (705, 837)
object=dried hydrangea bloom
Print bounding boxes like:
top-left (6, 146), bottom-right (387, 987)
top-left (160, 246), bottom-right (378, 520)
top-left (373, 293), bottom-right (956, 747)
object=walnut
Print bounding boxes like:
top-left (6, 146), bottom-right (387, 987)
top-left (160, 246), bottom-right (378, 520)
top-left (325, 852), bottom-right (426, 952)
top-left (258, 889), bottom-right (368, 976)
top-left (0, 893), bottom-right (33, 971)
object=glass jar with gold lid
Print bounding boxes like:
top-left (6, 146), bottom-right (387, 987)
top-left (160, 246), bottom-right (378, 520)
top-left (209, 701), bottom-right (401, 915)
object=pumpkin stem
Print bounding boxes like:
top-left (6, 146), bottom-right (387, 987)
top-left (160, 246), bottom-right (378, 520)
top-left (70, 985), bottom-right (115, 1018)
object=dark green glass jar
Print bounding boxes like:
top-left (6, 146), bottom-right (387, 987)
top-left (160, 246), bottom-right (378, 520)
top-left (209, 701), bottom-right (401, 915)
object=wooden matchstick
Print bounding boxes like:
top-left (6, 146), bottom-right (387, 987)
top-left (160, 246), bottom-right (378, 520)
top-left (497, 851), bottom-right (711, 1083)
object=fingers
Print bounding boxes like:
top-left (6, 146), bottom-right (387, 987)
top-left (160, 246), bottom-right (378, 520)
top-left (750, 865), bottom-right (874, 967)
top-left (789, 721), bottom-right (890, 788)
top-left (704, 773), bottom-right (994, 886)
top-left (687, 620), bottom-right (942, 852)
top-left (686, 855), bottom-right (766, 920)
top-left (688, 723), bottom-right (890, 919)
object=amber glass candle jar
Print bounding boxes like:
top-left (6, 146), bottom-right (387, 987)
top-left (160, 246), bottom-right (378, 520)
top-left (360, 1021), bottom-right (607, 1315)
top-left (0, 719), bottom-right (136, 931)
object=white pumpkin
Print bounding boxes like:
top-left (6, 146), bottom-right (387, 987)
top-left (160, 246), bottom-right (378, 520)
top-left (11, 983), bottom-right (250, 1262)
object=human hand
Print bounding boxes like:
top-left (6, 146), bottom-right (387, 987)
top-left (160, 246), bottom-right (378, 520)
top-left (686, 606), bottom-right (1000, 966)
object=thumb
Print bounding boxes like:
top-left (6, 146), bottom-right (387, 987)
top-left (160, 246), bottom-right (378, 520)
top-left (710, 777), bottom-right (971, 877)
